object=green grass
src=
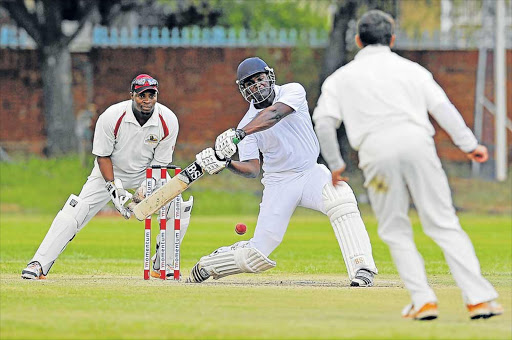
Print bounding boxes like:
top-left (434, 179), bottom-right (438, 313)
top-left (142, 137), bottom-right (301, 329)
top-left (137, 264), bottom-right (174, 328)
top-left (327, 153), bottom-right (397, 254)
top-left (1, 213), bottom-right (511, 339)
top-left (1, 156), bottom-right (511, 339)
top-left (2, 156), bottom-right (511, 215)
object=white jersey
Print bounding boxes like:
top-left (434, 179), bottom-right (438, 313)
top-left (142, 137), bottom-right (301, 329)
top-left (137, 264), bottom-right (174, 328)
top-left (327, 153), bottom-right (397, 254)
top-left (237, 83), bottom-right (320, 184)
top-left (92, 100), bottom-right (178, 177)
top-left (312, 45), bottom-right (476, 152)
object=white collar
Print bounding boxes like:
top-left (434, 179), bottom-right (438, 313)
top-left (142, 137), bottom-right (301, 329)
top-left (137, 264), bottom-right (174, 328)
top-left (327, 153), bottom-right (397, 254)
top-left (354, 45), bottom-right (392, 60)
top-left (125, 101), bottom-right (160, 127)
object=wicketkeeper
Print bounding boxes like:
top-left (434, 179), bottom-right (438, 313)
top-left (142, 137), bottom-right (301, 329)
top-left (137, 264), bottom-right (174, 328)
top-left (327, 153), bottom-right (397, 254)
top-left (22, 74), bottom-right (193, 279)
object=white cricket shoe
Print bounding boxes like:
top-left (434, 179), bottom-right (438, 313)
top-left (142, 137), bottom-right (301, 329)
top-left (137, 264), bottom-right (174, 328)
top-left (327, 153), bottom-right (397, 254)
top-left (350, 269), bottom-right (374, 287)
top-left (21, 261), bottom-right (46, 280)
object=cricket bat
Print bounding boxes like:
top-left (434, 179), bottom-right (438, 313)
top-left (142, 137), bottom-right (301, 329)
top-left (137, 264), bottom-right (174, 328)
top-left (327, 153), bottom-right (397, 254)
top-left (133, 161), bottom-right (204, 221)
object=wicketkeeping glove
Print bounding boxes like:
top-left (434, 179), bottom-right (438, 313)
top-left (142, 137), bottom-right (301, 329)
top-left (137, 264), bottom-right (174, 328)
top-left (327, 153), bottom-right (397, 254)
top-left (105, 178), bottom-right (133, 219)
top-left (215, 128), bottom-right (246, 160)
top-left (196, 148), bottom-right (228, 175)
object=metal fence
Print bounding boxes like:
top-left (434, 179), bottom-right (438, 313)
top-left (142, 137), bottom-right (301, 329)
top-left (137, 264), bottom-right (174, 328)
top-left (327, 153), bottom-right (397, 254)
top-left (1, 24), bottom-right (511, 50)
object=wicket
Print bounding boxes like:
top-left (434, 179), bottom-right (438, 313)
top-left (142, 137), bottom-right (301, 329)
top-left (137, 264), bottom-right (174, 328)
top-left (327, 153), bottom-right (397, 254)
top-left (143, 165), bottom-right (181, 280)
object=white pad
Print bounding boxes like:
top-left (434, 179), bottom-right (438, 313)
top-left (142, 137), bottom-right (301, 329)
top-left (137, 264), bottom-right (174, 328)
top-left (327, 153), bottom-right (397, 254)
top-left (32, 195), bottom-right (89, 274)
top-left (154, 196), bottom-right (194, 269)
top-left (199, 241), bottom-right (276, 280)
top-left (323, 183), bottom-right (377, 280)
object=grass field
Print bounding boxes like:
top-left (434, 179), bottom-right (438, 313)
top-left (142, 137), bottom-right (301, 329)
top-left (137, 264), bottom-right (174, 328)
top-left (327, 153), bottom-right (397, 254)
top-left (1, 212), bottom-right (511, 339)
top-left (1, 157), bottom-right (511, 339)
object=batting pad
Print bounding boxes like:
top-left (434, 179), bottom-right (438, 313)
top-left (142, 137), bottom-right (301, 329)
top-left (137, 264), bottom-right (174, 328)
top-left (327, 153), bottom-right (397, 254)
top-left (199, 242), bottom-right (276, 280)
top-left (323, 183), bottom-right (377, 280)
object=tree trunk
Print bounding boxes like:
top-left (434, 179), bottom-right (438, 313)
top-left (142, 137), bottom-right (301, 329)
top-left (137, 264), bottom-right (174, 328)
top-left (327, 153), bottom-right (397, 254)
top-left (40, 44), bottom-right (76, 156)
top-left (317, 0), bottom-right (359, 169)
top-left (318, 0), bottom-right (359, 86)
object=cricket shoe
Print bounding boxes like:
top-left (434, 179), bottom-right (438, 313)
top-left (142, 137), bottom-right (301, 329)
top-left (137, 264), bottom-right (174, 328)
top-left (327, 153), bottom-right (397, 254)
top-left (350, 269), bottom-right (374, 287)
top-left (150, 255), bottom-right (180, 279)
top-left (467, 300), bottom-right (503, 320)
top-left (402, 302), bottom-right (439, 321)
top-left (185, 263), bottom-right (210, 283)
top-left (21, 261), bottom-right (46, 280)
top-left (150, 265), bottom-right (181, 279)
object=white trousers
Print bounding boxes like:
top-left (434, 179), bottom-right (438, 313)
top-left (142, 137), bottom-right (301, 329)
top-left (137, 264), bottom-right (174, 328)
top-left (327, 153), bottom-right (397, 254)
top-left (359, 125), bottom-right (498, 307)
top-left (248, 164), bottom-right (332, 256)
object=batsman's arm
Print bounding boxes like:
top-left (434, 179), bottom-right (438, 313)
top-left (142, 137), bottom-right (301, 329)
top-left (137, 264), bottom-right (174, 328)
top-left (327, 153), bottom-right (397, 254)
top-left (226, 158), bottom-right (260, 178)
top-left (239, 102), bottom-right (294, 135)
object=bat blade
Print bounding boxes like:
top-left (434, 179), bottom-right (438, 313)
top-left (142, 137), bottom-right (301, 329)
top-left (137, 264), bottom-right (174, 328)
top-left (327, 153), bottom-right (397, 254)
top-left (133, 162), bottom-right (204, 221)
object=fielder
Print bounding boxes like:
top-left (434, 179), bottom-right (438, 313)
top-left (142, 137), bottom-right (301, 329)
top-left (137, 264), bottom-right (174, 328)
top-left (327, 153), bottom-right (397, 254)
top-left (189, 57), bottom-right (378, 287)
top-left (21, 74), bottom-right (193, 280)
top-left (312, 10), bottom-right (502, 320)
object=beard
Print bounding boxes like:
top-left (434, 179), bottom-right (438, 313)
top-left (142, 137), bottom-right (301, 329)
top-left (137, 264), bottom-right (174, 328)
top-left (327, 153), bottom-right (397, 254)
top-left (251, 86), bottom-right (271, 103)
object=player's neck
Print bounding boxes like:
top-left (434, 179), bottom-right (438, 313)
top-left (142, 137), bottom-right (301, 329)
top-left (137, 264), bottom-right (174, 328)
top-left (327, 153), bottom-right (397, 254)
top-left (132, 103), bottom-right (153, 126)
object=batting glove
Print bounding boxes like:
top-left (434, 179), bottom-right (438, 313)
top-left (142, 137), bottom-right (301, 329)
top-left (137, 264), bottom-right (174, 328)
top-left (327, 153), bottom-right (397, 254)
top-left (215, 128), bottom-right (245, 160)
top-left (105, 179), bottom-right (133, 219)
top-left (196, 148), bottom-right (227, 175)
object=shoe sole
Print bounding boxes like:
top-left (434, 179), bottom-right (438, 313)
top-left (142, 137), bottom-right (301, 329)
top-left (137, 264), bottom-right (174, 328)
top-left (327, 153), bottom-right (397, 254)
top-left (403, 303), bottom-right (438, 321)
top-left (468, 302), bottom-right (504, 320)
top-left (21, 271), bottom-right (46, 280)
top-left (350, 281), bottom-right (373, 287)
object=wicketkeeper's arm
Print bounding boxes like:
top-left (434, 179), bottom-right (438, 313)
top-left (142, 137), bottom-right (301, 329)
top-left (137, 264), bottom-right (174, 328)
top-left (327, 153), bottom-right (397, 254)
top-left (97, 156), bottom-right (114, 182)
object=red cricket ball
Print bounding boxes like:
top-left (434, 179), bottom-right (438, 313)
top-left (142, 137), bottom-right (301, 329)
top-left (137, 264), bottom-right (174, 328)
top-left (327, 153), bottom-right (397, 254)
top-left (235, 223), bottom-right (247, 235)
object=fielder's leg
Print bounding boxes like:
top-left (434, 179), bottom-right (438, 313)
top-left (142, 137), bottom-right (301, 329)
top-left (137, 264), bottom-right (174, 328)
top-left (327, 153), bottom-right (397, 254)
top-left (404, 141), bottom-right (499, 316)
top-left (187, 241), bottom-right (276, 283)
top-left (322, 181), bottom-right (378, 286)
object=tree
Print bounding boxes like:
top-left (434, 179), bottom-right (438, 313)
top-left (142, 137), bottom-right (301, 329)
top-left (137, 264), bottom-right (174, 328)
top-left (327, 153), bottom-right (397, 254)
top-left (0, 0), bottom-right (236, 156)
top-left (2, 0), bottom-right (99, 156)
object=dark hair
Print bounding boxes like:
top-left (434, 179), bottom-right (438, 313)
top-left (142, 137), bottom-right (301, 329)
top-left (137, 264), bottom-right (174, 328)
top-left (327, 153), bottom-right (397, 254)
top-left (357, 10), bottom-right (395, 46)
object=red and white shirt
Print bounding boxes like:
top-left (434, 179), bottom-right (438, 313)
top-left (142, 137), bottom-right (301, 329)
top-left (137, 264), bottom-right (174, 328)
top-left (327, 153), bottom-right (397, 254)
top-left (92, 100), bottom-right (178, 176)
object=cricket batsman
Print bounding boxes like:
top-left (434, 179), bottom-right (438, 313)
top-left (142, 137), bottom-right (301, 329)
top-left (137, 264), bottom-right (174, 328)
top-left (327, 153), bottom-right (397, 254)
top-left (189, 57), bottom-right (378, 287)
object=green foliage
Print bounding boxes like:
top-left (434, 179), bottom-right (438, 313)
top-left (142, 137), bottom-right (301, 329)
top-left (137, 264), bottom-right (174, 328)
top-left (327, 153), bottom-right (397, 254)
top-left (212, 0), bottom-right (331, 31)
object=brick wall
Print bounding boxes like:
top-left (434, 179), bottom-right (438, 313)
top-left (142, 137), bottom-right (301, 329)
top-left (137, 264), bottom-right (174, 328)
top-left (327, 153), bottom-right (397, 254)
top-left (1, 47), bottom-right (511, 162)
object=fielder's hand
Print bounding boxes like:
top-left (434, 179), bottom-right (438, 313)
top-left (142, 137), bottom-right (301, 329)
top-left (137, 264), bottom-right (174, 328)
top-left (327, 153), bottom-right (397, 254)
top-left (467, 144), bottom-right (489, 163)
top-left (331, 165), bottom-right (349, 187)
top-left (215, 128), bottom-right (246, 160)
top-left (105, 179), bottom-right (133, 219)
top-left (196, 148), bottom-right (227, 175)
